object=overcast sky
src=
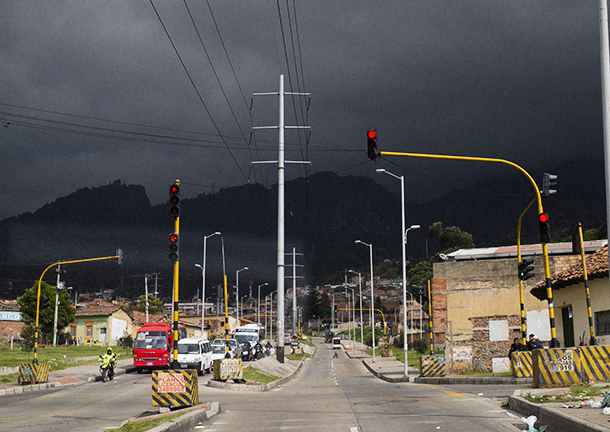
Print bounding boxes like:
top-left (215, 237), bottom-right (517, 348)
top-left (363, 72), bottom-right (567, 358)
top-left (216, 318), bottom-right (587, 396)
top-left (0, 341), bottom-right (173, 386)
top-left (0, 1), bottom-right (605, 221)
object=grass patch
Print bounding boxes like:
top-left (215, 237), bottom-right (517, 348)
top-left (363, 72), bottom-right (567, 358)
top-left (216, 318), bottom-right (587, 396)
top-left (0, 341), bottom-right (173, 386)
top-left (242, 366), bottom-right (280, 384)
top-left (0, 345), bottom-right (130, 368)
top-left (523, 384), bottom-right (610, 404)
top-left (284, 353), bottom-right (311, 361)
top-left (113, 410), bottom-right (189, 432)
top-left (364, 346), bottom-right (443, 370)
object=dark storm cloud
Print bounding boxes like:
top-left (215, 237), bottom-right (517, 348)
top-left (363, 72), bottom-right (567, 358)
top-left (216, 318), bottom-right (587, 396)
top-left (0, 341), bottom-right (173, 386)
top-left (0, 0), bottom-right (604, 219)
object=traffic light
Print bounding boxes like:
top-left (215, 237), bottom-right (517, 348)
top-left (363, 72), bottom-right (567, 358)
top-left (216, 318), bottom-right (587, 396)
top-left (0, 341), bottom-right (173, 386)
top-left (169, 182), bottom-right (180, 219)
top-left (169, 233), bottom-right (179, 262)
top-left (367, 129), bottom-right (378, 160)
top-left (542, 173), bottom-right (558, 197)
top-left (539, 213), bottom-right (550, 243)
top-left (334, 304), bottom-right (338, 314)
top-left (40, 294), bottom-right (49, 309)
top-left (116, 248), bottom-right (123, 265)
top-left (418, 286), bottom-right (425, 297)
top-left (518, 259), bottom-right (535, 281)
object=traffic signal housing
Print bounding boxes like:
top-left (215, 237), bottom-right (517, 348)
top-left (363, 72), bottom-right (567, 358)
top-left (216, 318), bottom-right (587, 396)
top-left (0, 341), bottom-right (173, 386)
top-left (518, 259), bottom-right (535, 281)
top-left (40, 294), bottom-right (49, 310)
top-left (367, 129), bottom-right (378, 160)
top-left (169, 233), bottom-right (179, 262)
top-left (542, 173), bottom-right (558, 197)
top-left (169, 182), bottom-right (180, 219)
top-left (539, 213), bottom-right (550, 243)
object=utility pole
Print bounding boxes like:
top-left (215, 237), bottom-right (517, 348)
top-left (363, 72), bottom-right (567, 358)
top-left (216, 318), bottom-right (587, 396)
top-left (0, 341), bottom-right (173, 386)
top-left (286, 248), bottom-right (303, 335)
top-left (52, 265), bottom-right (62, 347)
top-left (251, 74), bottom-right (310, 363)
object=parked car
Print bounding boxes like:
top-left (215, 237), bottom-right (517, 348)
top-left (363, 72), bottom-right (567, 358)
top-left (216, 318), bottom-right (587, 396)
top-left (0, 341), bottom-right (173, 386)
top-left (177, 337), bottom-right (212, 375)
top-left (86, 339), bottom-right (101, 346)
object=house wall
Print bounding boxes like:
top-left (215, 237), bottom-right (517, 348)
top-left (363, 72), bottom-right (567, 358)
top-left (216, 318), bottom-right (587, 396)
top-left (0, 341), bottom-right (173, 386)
top-left (432, 254), bottom-right (580, 371)
top-left (553, 277), bottom-right (610, 347)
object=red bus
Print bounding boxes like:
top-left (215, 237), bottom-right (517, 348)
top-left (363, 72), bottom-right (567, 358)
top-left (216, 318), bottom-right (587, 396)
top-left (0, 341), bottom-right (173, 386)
top-left (133, 322), bottom-right (186, 372)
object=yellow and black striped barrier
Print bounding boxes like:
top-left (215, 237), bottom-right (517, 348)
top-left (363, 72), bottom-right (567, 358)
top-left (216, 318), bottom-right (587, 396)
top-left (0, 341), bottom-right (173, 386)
top-left (532, 348), bottom-right (581, 388)
top-left (510, 351), bottom-right (533, 378)
top-left (152, 369), bottom-right (198, 408)
top-left (420, 355), bottom-right (445, 377)
top-left (579, 345), bottom-right (610, 383)
top-left (18, 363), bottom-right (49, 384)
top-left (213, 358), bottom-right (243, 382)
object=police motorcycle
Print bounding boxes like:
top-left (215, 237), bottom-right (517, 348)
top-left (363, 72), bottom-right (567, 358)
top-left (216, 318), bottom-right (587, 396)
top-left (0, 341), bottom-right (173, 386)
top-left (254, 341), bottom-right (263, 360)
top-left (99, 348), bottom-right (116, 382)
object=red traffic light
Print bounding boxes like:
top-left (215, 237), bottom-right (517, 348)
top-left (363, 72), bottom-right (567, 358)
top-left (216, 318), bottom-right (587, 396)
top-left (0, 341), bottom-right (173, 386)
top-left (539, 213), bottom-right (548, 223)
top-left (170, 184), bottom-right (179, 194)
top-left (368, 130), bottom-right (376, 139)
top-left (169, 233), bottom-right (179, 243)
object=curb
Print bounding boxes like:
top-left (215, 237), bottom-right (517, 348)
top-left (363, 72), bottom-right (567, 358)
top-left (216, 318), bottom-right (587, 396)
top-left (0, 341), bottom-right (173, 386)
top-left (361, 359), bottom-right (412, 383)
top-left (508, 395), bottom-right (608, 432)
top-left (0, 365), bottom-right (137, 396)
top-left (206, 356), bottom-right (308, 392)
top-left (413, 375), bottom-right (533, 385)
top-left (143, 402), bottom-right (221, 432)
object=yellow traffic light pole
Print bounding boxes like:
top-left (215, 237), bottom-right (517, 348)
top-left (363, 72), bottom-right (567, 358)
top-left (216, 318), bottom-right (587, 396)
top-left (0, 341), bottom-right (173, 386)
top-left (33, 252), bottom-right (122, 363)
top-left (517, 197), bottom-right (537, 347)
top-left (376, 150), bottom-right (560, 347)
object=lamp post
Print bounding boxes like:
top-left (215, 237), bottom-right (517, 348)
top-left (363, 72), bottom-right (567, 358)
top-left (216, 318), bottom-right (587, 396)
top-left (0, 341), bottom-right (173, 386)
top-left (377, 167), bottom-right (415, 377)
top-left (195, 231), bottom-right (220, 337)
top-left (355, 240), bottom-right (375, 363)
top-left (236, 267), bottom-right (249, 324)
top-left (348, 270), bottom-right (364, 358)
top-left (257, 283), bottom-right (268, 327)
top-left (405, 224), bottom-right (420, 346)
top-left (346, 287), bottom-right (355, 354)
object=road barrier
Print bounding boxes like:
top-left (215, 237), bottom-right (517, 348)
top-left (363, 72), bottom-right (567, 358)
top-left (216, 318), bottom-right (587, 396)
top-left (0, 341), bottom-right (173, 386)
top-left (532, 348), bottom-right (581, 388)
top-left (213, 358), bottom-right (243, 382)
top-left (510, 351), bottom-right (533, 378)
top-left (152, 369), bottom-right (198, 408)
top-left (420, 355), bottom-right (445, 377)
top-left (18, 363), bottom-right (49, 384)
top-left (579, 345), bottom-right (610, 383)
top-left (511, 346), bottom-right (610, 387)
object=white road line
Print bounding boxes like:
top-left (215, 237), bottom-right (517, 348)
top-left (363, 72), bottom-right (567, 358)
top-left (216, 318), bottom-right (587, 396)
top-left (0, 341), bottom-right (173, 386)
top-left (351, 427), bottom-right (359, 432)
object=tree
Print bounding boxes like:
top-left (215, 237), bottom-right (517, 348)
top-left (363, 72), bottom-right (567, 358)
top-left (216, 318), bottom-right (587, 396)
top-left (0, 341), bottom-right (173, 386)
top-left (428, 222), bottom-right (474, 251)
top-left (135, 294), bottom-right (163, 314)
top-left (20, 323), bottom-right (36, 356)
top-left (17, 282), bottom-right (75, 338)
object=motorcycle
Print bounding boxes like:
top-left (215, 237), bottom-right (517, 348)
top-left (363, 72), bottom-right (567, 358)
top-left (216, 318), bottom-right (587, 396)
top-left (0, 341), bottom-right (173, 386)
top-left (254, 343), bottom-right (263, 360)
top-left (264, 345), bottom-right (272, 357)
top-left (99, 355), bottom-right (116, 382)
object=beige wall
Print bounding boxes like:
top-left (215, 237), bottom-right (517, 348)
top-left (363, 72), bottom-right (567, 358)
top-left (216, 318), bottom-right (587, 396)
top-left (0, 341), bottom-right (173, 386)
top-left (553, 277), bottom-right (610, 347)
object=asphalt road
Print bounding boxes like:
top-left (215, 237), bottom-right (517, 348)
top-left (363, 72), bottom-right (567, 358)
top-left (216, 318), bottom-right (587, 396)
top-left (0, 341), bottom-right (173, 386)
top-left (0, 371), bottom-right (156, 431)
top-left (194, 341), bottom-right (526, 432)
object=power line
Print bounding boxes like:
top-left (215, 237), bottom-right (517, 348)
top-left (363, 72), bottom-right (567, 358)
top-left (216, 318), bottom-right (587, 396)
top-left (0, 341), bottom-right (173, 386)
top-left (149, 0), bottom-right (247, 181)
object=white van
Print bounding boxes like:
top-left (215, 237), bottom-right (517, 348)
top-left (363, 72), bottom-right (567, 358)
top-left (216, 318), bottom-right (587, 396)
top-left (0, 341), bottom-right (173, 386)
top-left (332, 337), bottom-right (341, 350)
top-left (177, 337), bottom-right (212, 375)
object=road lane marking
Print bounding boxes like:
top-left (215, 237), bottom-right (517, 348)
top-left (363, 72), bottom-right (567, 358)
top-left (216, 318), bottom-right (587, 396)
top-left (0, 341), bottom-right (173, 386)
top-left (415, 383), bottom-right (467, 398)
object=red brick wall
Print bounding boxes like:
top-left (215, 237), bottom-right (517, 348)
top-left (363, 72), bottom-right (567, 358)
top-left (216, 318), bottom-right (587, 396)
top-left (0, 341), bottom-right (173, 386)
top-left (431, 278), bottom-right (447, 345)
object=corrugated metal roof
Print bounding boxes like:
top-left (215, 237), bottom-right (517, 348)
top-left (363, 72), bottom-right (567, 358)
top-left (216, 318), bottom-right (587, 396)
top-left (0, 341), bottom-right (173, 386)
top-left (447, 240), bottom-right (607, 261)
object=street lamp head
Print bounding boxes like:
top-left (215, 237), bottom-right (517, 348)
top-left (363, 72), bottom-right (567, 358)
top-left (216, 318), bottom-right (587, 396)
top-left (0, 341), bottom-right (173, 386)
top-left (355, 240), bottom-right (361, 244)
top-left (195, 264), bottom-right (203, 269)
top-left (410, 225), bottom-right (421, 230)
top-left (375, 168), bottom-right (386, 173)
top-left (214, 231), bottom-right (221, 235)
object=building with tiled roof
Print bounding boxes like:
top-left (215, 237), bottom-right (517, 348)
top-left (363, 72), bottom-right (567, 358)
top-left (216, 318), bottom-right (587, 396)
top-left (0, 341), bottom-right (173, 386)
top-left (530, 244), bottom-right (610, 347)
top-left (69, 302), bottom-right (134, 346)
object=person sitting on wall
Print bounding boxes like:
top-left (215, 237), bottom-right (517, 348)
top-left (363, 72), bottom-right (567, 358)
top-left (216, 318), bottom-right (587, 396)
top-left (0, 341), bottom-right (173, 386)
top-left (528, 334), bottom-right (543, 350)
top-left (508, 338), bottom-right (522, 357)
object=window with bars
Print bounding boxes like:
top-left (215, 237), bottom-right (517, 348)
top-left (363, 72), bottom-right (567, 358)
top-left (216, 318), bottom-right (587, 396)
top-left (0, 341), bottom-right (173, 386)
top-left (595, 310), bottom-right (610, 336)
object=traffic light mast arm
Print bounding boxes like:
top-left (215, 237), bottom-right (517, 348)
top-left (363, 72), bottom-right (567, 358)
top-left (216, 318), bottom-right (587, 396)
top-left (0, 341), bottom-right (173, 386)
top-left (33, 253), bottom-right (123, 363)
top-left (377, 149), bottom-right (559, 346)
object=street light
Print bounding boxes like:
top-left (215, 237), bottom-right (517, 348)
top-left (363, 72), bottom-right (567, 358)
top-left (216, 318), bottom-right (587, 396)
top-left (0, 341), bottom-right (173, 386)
top-left (195, 231), bottom-right (220, 337)
top-left (355, 239), bottom-right (375, 363)
top-left (236, 267), bottom-right (249, 324)
top-left (257, 283), bottom-right (268, 327)
top-left (349, 269), bottom-right (364, 358)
